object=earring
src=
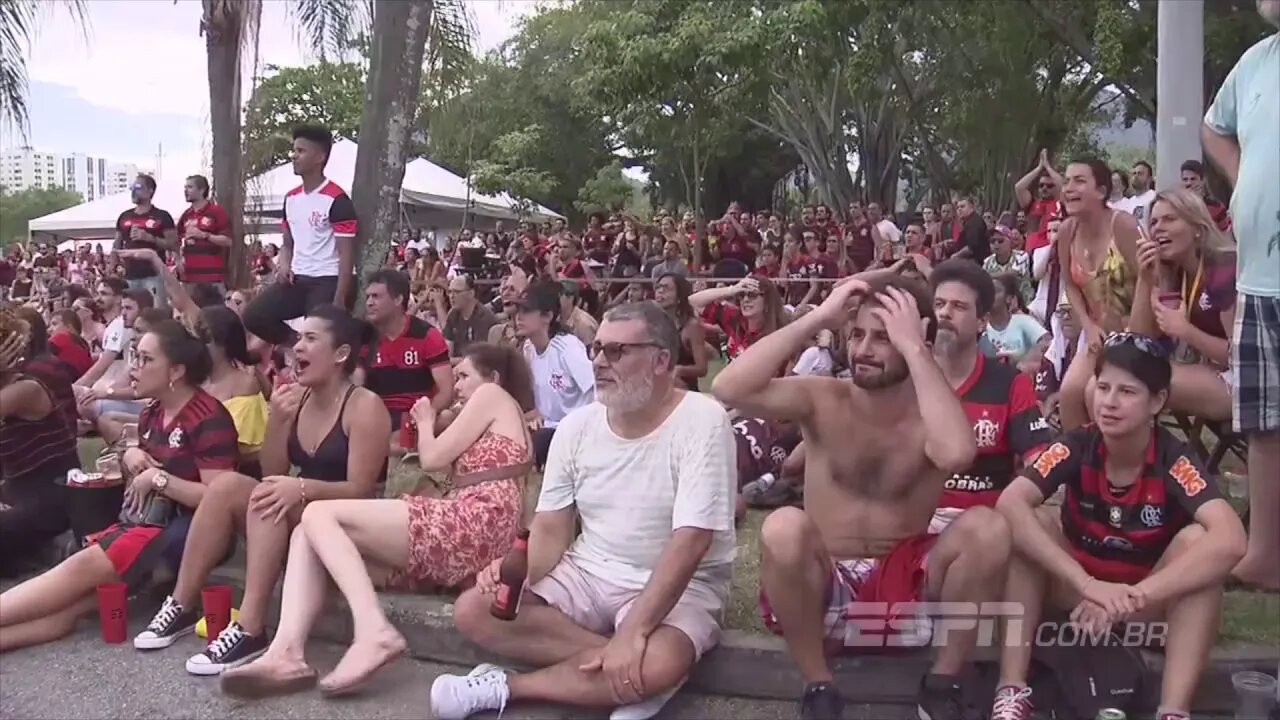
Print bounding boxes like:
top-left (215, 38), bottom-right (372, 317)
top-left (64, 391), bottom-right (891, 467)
top-left (168, 378), bottom-right (175, 391)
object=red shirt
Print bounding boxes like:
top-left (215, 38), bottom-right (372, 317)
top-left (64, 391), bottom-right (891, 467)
top-left (362, 316), bottom-right (451, 416)
top-left (783, 256), bottom-right (814, 306)
top-left (177, 201), bottom-right (231, 284)
top-left (1024, 199), bottom-right (1062, 253)
top-left (49, 331), bottom-right (94, 377)
top-left (701, 301), bottom-right (762, 361)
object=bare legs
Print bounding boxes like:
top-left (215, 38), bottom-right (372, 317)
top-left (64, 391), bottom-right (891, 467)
top-left (452, 586), bottom-right (691, 706)
top-left (1234, 430), bottom-right (1280, 589)
top-left (923, 506), bottom-right (1012, 676)
top-left (169, 473), bottom-right (255, 607)
top-left (298, 499), bottom-right (412, 691)
top-left (757, 506), bottom-right (837, 683)
top-left (0, 545), bottom-right (119, 652)
top-left (235, 499), bottom-right (302, 636)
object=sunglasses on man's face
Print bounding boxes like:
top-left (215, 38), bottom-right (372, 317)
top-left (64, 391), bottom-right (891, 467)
top-left (589, 341), bottom-right (660, 363)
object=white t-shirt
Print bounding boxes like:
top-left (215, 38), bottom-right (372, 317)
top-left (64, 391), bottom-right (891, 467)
top-left (524, 334), bottom-right (595, 427)
top-left (875, 219), bottom-right (903, 257)
top-left (282, 179), bottom-right (358, 278)
top-left (793, 346), bottom-right (835, 377)
top-left (1112, 189), bottom-right (1156, 232)
top-left (537, 391), bottom-right (737, 599)
top-left (95, 316), bottom-right (133, 388)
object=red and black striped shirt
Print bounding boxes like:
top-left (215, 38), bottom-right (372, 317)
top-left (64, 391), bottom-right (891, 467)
top-left (0, 354), bottom-right (79, 484)
top-left (1023, 425), bottom-right (1219, 584)
top-left (177, 201), bottom-right (231, 284)
top-left (940, 354), bottom-right (1050, 509)
top-left (138, 388), bottom-right (238, 483)
top-left (362, 315), bottom-right (451, 417)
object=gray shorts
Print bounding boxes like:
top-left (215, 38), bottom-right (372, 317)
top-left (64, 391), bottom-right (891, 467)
top-left (1232, 293), bottom-right (1280, 433)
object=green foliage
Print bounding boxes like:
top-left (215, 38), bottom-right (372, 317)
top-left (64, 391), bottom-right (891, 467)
top-left (469, 127), bottom-right (557, 219)
top-left (0, 185), bottom-right (83, 246)
top-left (242, 62), bottom-right (368, 177)
top-left (575, 163), bottom-right (636, 215)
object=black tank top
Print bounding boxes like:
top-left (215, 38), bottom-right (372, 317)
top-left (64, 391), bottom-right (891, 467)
top-left (678, 340), bottom-right (698, 391)
top-left (287, 385), bottom-right (357, 483)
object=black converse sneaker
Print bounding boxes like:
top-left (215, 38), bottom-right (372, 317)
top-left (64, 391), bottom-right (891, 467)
top-left (186, 621), bottom-right (269, 676)
top-left (134, 595), bottom-right (199, 650)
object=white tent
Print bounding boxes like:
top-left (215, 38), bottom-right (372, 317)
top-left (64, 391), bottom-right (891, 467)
top-left (30, 138), bottom-right (562, 241)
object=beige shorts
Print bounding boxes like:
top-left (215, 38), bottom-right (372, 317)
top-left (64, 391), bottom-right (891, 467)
top-left (530, 555), bottom-right (723, 661)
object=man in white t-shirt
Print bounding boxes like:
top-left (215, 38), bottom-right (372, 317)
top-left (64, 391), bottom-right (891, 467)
top-left (436, 301), bottom-right (737, 720)
top-left (242, 125), bottom-right (359, 347)
top-left (1111, 160), bottom-right (1156, 231)
top-left (867, 202), bottom-right (904, 259)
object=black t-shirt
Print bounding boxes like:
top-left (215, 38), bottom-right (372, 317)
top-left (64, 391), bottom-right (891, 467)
top-left (960, 214), bottom-right (989, 262)
top-left (116, 206), bottom-right (176, 279)
top-left (1022, 425), bottom-right (1220, 583)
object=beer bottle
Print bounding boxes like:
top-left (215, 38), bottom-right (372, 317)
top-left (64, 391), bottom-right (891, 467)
top-left (490, 529), bottom-right (531, 621)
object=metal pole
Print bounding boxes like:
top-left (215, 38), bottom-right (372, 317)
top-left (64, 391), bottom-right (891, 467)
top-left (1155, 0), bottom-right (1204, 190)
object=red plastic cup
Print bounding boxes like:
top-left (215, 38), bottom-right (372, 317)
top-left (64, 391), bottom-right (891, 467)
top-left (399, 414), bottom-right (418, 450)
top-left (202, 585), bottom-right (233, 645)
top-left (1158, 291), bottom-right (1182, 309)
top-left (96, 582), bottom-right (128, 644)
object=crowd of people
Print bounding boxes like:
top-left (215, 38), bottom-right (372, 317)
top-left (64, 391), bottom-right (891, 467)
top-left (1, 13), bottom-right (1278, 719)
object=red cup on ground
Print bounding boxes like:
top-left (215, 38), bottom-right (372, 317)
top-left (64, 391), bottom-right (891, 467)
top-left (96, 582), bottom-right (128, 644)
top-left (399, 414), bottom-right (418, 450)
top-left (202, 585), bottom-right (233, 645)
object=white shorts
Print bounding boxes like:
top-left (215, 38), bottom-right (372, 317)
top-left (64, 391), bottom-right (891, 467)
top-left (530, 555), bottom-right (723, 660)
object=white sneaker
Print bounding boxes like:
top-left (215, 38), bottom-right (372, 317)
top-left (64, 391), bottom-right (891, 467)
top-left (430, 664), bottom-right (510, 719)
top-left (609, 679), bottom-right (685, 720)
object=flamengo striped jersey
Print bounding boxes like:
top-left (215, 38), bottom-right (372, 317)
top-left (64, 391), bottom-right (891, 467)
top-left (281, 179), bottom-right (358, 278)
top-left (138, 388), bottom-right (238, 484)
top-left (1022, 425), bottom-right (1219, 584)
top-left (362, 315), bottom-right (451, 415)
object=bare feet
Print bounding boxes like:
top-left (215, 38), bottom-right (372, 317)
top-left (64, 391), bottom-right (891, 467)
top-left (318, 626), bottom-right (407, 697)
top-left (1232, 554), bottom-right (1280, 591)
top-left (221, 654), bottom-right (318, 698)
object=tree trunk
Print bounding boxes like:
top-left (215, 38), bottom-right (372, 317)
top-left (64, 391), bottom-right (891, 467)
top-left (352, 0), bottom-right (433, 304)
top-left (204, 0), bottom-right (248, 289)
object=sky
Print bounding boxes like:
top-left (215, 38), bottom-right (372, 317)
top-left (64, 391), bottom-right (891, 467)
top-left (4, 0), bottom-right (540, 177)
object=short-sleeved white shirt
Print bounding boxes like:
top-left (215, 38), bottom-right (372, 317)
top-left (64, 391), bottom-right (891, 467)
top-left (282, 179), bottom-right (358, 278)
top-left (96, 316), bottom-right (133, 386)
top-left (536, 392), bottom-right (738, 599)
top-left (523, 334), bottom-right (595, 427)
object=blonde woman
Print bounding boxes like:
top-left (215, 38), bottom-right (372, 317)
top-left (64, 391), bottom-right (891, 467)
top-left (1125, 187), bottom-right (1237, 421)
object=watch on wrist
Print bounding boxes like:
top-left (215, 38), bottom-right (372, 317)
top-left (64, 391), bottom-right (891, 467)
top-left (151, 470), bottom-right (170, 493)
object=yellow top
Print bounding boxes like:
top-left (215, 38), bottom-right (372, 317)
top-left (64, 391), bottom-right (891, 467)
top-left (222, 393), bottom-right (268, 453)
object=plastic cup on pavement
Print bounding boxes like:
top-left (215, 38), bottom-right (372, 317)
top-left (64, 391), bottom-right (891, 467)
top-left (201, 585), bottom-right (233, 645)
top-left (1233, 670), bottom-right (1279, 720)
top-left (96, 583), bottom-right (128, 644)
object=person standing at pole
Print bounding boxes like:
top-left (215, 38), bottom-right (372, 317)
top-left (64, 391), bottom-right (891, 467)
top-left (1201, 0), bottom-right (1280, 590)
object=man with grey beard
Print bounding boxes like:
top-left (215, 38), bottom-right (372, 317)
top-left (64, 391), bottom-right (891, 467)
top-left (435, 302), bottom-right (737, 720)
top-left (713, 273), bottom-right (1007, 720)
top-left (928, 260), bottom-right (1050, 533)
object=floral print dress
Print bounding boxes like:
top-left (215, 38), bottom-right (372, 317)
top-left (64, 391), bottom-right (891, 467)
top-left (385, 431), bottom-right (530, 591)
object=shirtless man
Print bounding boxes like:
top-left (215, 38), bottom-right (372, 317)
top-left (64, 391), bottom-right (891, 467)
top-left (713, 275), bottom-right (1009, 720)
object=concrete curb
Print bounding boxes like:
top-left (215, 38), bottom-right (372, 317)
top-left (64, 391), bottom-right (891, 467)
top-left (208, 568), bottom-right (1275, 713)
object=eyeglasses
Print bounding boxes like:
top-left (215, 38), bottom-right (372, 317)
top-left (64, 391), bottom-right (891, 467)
top-left (1038, 183), bottom-right (1054, 190)
top-left (589, 341), bottom-right (660, 363)
top-left (739, 291), bottom-right (762, 301)
top-left (1104, 332), bottom-right (1169, 359)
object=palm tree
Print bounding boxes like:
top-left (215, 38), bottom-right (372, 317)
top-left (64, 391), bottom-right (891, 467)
top-left (0, 0), bottom-right (88, 139)
top-left (200, 0), bottom-right (472, 289)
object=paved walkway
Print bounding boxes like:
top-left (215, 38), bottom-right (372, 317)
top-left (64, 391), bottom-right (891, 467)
top-left (0, 626), bottom-right (913, 719)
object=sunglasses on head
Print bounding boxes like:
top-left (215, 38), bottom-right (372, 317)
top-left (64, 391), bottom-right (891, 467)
top-left (1104, 331), bottom-right (1169, 359)
top-left (589, 341), bottom-right (660, 363)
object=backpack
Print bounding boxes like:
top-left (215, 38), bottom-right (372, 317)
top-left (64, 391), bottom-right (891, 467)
top-left (961, 630), bottom-right (1152, 720)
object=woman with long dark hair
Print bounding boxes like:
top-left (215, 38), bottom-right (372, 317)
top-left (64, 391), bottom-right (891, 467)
top-left (222, 343), bottom-right (534, 697)
top-left (653, 272), bottom-right (708, 390)
top-left (0, 319), bottom-right (238, 652)
top-left (690, 275), bottom-right (788, 362)
top-left (130, 305), bottom-right (389, 678)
